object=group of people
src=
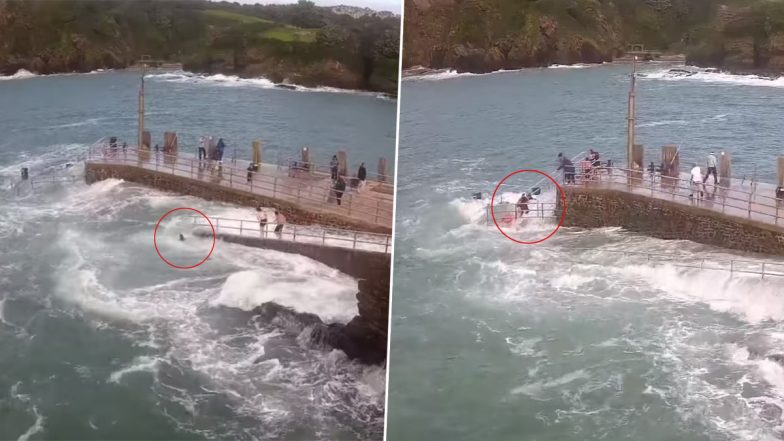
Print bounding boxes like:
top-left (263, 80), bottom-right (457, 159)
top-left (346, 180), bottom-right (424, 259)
top-left (255, 206), bottom-right (287, 236)
top-left (329, 155), bottom-right (368, 206)
top-left (557, 149), bottom-right (601, 184)
top-left (197, 136), bottom-right (226, 162)
top-left (688, 151), bottom-right (720, 199)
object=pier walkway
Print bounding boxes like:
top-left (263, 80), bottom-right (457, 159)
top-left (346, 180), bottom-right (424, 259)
top-left (571, 166), bottom-right (784, 229)
top-left (86, 139), bottom-right (394, 233)
top-left (191, 215), bottom-right (391, 253)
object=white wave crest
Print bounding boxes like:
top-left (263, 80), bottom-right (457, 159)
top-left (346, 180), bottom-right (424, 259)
top-left (0, 69), bottom-right (37, 81)
top-left (640, 67), bottom-right (784, 88)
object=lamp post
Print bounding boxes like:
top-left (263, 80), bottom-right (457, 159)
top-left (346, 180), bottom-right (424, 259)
top-left (137, 63), bottom-right (146, 149)
top-left (627, 56), bottom-right (637, 170)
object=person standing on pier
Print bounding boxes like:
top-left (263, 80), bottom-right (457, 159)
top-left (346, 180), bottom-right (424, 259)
top-left (216, 138), bottom-right (226, 162)
top-left (357, 162), bottom-right (367, 192)
top-left (557, 153), bottom-right (576, 184)
top-left (334, 176), bottom-right (346, 206)
top-left (516, 193), bottom-right (530, 218)
top-left (198, 136), bottom-right (207, 161)
top-left (274, 210), bottom-right (286, 237)
top-left (330, 155), bottom-right (339, 181)
top-left (690, 163), bottom-right (705, 199)
top-left (256, 207), bottom-right (268, 235)
top-left (705, 151), bottom-right (719, 185)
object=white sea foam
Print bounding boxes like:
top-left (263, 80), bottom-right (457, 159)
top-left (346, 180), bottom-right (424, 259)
top-left (146, 71), bottom-right (390, 99)
top-left (0, 69), bottom-right (37, 81)
top-left (210, 267), bottom-right (358, 323)
top-left (511, 369), bottom-right (590, 397)
top-left (108, 356), bottom-right (160, 383)
top-left (619, 264), bottom-right (784, 324)
top-left (641, 67), bottom-right (784, 88)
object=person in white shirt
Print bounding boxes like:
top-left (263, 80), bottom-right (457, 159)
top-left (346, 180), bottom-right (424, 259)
top-left (706, 152), bottom-right (718, 185)
top-left (256, 207), bottom-right (267, 235)
top-left (690, 163), bottom-right (704, 199)
top-left (198, 136), bottom-right (207, 161)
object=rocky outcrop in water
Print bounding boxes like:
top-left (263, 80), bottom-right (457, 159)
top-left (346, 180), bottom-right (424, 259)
top-left (253, 301), bottom-right (386, 365)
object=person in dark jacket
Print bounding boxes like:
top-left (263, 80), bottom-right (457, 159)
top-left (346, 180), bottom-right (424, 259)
top-left (334, 176), bottom-right (346, 206)
top-left (516, 193), bottom-right (530, 217)
top-left (557, 153), bottom-right (576, 184)
top-left (216, 138), bottom-right (226, 161)
top-left (357, 162), bottom-right (367, 192)
top-left (330, 155), bottom-right (339, 181)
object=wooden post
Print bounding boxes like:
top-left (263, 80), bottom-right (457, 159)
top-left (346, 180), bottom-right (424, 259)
top-left (337, 150), bottom-right (348, 177)
top-left (719, 151), bottom-right (732, 188)
top-left (163, 132), bottom-right (177, 165)
top-left (627, 57), bottom-right (637, 170)
top-left (252, 140), bottom-right (261, 165)
top-left (661, 144), bottom-right (679, 188)
top-left (207, 137), bottom-right (217, 161)
top-left (378, 157), bottom-right (388, 182)
top-left (778, 157), bottom-right (784, 187)
top-left (301, 147), bottom-right (311, 172)
top-left (139, 130), bottom-right (152, 162)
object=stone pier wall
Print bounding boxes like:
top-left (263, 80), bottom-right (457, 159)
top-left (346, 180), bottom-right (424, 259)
top-left (85, 163), bottom-right (390, 234)
top-left (204, 232), bottom-right (390, 365)
top-left (558, 187), bottom-right (784, 256)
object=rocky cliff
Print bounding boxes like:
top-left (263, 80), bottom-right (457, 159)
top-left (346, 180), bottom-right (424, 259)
top-left (0, 0), bottom-right (400, 93)
top-left (403, 0), bottom-right (784, 74)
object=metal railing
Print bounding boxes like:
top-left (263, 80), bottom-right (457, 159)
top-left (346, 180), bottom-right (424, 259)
top-left (560, 247), bottom-right (784, 279)
top-left (485, 202), bottom-right (560, 225)
top-left (190, 215), bottom-right (392, 253)
top-left (567, 165), bottom-right (784, 227)
top-left (87, 138), bottom-right (393, 229)
top-left (278, 156), bottom-right (394, 187)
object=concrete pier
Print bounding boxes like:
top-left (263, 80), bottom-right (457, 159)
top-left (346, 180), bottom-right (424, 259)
top-left (85, 146), bottom-right (393, 234)
top-left (554, 169), bottom-right (784, 256)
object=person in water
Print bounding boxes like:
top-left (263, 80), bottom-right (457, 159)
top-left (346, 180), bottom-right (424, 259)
top-left (557, 153), bottom-right (576, 184)
top-left (179, 233), bottom-right (185, 241)
top-left (256, 206), bottom-right (267, 234)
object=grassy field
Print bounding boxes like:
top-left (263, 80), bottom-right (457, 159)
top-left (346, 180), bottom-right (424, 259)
top-left (204, 9), bottom-right (317, 43)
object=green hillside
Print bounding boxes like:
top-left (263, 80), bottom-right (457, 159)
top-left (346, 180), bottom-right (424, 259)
top-left (0, 0), bottom-right (400, 93)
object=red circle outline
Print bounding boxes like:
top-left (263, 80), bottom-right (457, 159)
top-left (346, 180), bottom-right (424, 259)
top-left (153, 207), bottom-right (216, 269)
top-left (489, 170), bottom-right (567, 244)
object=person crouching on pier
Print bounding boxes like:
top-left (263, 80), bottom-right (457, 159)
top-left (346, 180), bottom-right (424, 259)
top-left (557, 153), bottom-right (576, 184)
top-left (274, 210), bottom-right (286, 237)
top-left (256, 207), bottom-right (268, 236)
top-left (690, 163), bottom-right (705, 199)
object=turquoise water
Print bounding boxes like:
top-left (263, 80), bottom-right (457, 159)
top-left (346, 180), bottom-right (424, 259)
top-left (0, 71), bottom-right (392, 440)
top-left (388, 64), bottom-right (784, 441)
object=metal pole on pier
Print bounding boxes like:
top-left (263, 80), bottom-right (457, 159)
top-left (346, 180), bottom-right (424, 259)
top-left (138, 63), bottom-right (146, 150)
top-left (627, 56), bottom-right (637, 170)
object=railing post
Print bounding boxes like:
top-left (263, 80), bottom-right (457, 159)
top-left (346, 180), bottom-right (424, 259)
top-left (322, 229), bottom-right (326, 246)
top-left (273, 177), bottom-right (277, 198)
top-left (353, 232), bottom-right (358, 249)
top-left (190, 160), bottom-right (194, 178)
top-left (240, 219), bottom-right (243, 235)
top-left (216, 218), bottom-right (220, 234)
top-left (748, 191), bottom-right (752, 219)
top-left (375, 200), bottom-right (380, 225)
